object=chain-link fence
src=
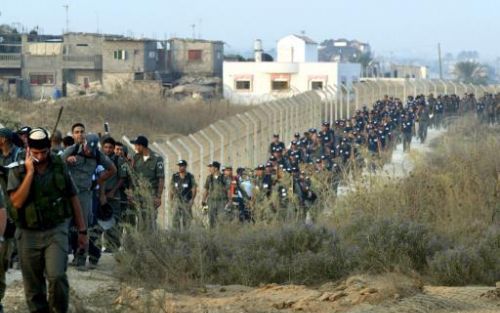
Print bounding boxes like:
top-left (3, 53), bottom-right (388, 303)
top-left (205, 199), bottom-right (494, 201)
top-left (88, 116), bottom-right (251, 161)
top-left (124, 79), bottom-right (499, 228)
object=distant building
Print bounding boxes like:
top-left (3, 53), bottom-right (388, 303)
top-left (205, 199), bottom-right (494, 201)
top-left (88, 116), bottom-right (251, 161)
top-left (277, 34), bottom-right (318, 63)
top-left (101, 36), bottom-right (158, 90)
top-left (389, 64), bottom-right (428, 79)
top-left (0, 31), bottom-right (225, 99)
top-left (168, 38), bottom-right (224, 78)
top-left (223, 35), bottom-right (361, 104)
top-left (319, 38), bottom-right (371, 62)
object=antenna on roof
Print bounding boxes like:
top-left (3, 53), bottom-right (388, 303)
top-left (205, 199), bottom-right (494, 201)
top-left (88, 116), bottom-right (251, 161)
top-left (198, 18), bottom-right (202, 39)
top-left (62, 4), bottom-right (69, 33)
top-left (95, 11), bottom-right (100, 34)
top-left (191, 24), bottom-right (196, 39)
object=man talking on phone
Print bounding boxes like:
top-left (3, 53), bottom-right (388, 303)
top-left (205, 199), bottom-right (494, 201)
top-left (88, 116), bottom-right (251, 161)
top-left (8, 128), bottom-right (88, 313)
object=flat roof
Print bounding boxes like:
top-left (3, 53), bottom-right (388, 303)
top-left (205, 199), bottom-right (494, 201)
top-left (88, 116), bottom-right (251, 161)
top-left (169, 37), bottom-right (224, 44)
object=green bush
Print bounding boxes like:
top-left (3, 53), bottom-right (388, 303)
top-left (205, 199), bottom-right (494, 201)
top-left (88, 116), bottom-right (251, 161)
top-left (340, 217), bottom-right (444, 273)
top-left (116, 223), bottom-right (349, 289)
top-left (429, 227), bottom-right (500, 286)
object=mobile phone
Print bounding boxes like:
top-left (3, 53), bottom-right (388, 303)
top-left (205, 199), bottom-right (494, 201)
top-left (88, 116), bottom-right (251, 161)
top-left (30, 152), bottom-right (40, 164)
top-left (104, 122), bottom-right (109, 133)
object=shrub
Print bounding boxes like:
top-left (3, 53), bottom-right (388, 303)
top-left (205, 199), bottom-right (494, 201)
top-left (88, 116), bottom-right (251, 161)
top-left (340, 217), bottom-right (444, 273)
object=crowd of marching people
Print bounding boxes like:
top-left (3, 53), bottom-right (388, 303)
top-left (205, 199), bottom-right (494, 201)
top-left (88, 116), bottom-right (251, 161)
top-left (188, 92), bottom-right (499, 229)
top-left (0, 91), bottom-right (497, 312)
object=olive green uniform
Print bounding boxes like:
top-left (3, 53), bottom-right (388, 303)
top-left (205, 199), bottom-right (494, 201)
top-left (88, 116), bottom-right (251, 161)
top-left (132, 152), bottom-right (164, 228)
top-left (170, 172), bottom-right (197, 230)
top-left (204, 174), bottom-right (228, 228)
top-left (7, 154), bottom-right (78, 313)
top-left (0, 145), bottom-right (24, 308)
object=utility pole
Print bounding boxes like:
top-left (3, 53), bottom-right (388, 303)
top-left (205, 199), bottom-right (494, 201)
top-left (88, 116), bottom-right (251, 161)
top-left (438, 43), bottom-right (443, 80)
top-left (63, 4), bottom-right (69, 33)
top-left (96, 11), bottom-right (100, 34)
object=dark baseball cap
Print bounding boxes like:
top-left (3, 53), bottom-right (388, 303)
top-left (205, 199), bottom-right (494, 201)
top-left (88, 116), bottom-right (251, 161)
top-left (0, 128), bottom-right (13, 140)
top-left (85, 133), bottom-right (100, 154)
top-left (17, 126), bottom-right (32, 135)
top-left (177, 160), bottom-right (187, 166)
top-left (208, 161), bottom-right (221, 169)
top-left (130, 135), bottom-right (148, 147)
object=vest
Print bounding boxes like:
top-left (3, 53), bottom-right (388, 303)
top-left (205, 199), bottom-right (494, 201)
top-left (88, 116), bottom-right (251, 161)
top-left (14, 155), bottom-right (72, 230)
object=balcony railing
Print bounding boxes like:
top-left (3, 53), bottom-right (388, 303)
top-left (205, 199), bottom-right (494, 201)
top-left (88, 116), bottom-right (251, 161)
top-left (63, 54), bottom-right (102, 69)
top-left (0, 53), bottom-right (21, 68)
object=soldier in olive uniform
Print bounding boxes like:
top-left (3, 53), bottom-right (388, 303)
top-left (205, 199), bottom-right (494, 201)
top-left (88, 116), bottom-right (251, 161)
top-left (62, 124), bottom-right (116, 269)
top-left (0, 128), bottom-right (24, 312)
top-left (169, 160), bottom-right (197, 231)
top-left (0, 143), bottom-right (8, 313)
top-left (202, 161), bottom-right (228, 228)
top-left (8, 128), bottom-right (88, 313)
top-left (130, 135), bottom-right (165, 229)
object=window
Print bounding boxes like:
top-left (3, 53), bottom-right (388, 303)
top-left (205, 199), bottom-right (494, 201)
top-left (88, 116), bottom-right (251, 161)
top-left (134, 72), bottom-right (144, 81)
top-left (188, 49), bottom-right (202, 61)
top-left (113, 50), bottom-right (126, 60)
top-left (30, 73), bottom-right (55, 85)
top-left (148, 51), bottom-right (156, 59)
top-left (271, 81), bottom-right (289, 91)
top-left (235, 80), bottom-right (251, 91)
top-left (311, 81), bottom-right (324, 90)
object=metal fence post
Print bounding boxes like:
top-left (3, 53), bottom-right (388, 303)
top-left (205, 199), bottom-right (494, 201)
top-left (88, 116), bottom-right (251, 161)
top-left (188, 134), bottom-right (204, 187)
top-left (209, 124), bottom-right (224, 162)
top-left (176, 138), bottom-right (193, 171)
top-left (200, 130), bottom-right (214, 162)
top-left (166, 140), bottom-right (182, 161)
top-left (152, 142), bottom-right (170, 229)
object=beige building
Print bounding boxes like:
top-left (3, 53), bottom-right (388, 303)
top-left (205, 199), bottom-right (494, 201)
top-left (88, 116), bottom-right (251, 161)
top-left (168, 38), bottom-right (224, 78)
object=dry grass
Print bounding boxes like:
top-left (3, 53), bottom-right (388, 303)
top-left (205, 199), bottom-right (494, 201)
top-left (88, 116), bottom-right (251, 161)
top-left (0, 92), bottom-right (251, 140)
top-left (114, 114), bottom-right (499, 291)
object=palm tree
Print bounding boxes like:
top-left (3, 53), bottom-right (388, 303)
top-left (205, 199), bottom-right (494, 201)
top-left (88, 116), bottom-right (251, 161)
top-left (453, 61), bottom-right (488, 84)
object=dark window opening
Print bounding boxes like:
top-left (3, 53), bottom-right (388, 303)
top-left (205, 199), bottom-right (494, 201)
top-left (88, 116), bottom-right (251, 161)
top-left (311, 81), bottom-right (324, 90)
top-left (30, 73), bottom-right (55, 85)
top-left (188, 49), bottom-right (202, 61)
top-left (271, 80), bottom-right (289, 91)
top-left (236, 80), bottom-right (251, 90)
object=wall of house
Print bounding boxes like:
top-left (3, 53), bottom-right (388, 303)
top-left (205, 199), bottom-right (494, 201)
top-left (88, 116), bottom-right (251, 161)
top-left (169, 39), bottom-right (223, 77)
top-left (277, 36), bottom-right (318, 63)
top-left (22, 43), bottom-right (64, 99)
top-left (63, 34), bottom-right (104, 56)
top-left (223, 61), bottom-right (361, 104)
top-left (102, 40), bottom-right (146, 74)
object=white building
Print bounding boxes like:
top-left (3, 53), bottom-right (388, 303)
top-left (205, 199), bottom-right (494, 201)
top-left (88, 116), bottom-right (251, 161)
top-left (277, 34), bottom-right (318, 63)
top-left (223, 35), bottom-right (361, 104)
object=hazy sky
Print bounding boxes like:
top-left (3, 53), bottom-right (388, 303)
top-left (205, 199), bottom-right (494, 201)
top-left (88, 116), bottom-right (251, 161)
top-left (1, 0), bottom-right (498, 59)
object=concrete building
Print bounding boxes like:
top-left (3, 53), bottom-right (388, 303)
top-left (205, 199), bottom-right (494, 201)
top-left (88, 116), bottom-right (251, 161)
top-left (277, 34), bottom-right (318, 63)
top-left (168, 38), bottom-right (224, 78)
top-left (0, 33), bottom-right (23, 97)
top-left (0, 31), bottom-right (226, 99)
top-left (61, 33), bottom-right (104, 89)
top-left (223, 35), bottom-right (361, 104)
top-left (389, 64), bottom-right (428, 79)
top-left (102, 37), bottom-right (158, 91)
top-left (319, 38), bottom-right (371, 62)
